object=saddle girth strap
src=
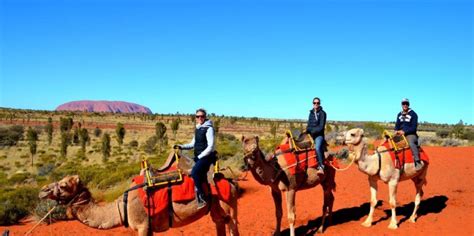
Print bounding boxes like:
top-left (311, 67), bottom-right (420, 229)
top-left (146, 188), bottom-right (152, 236)
top-left (376, 150), bottom-right (382, 176)
top-left (122, 183), bottom-right (146, 228)
top-left (168, 182), bottom-right (174, 228)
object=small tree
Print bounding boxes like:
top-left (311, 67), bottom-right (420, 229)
top-left (59, 117), bottom-right (73, 133)
top-left (155, 122), bottom-right (167, 153)
top-left (101, 133), bottom-right (111, 162)
top-left (115, 123), bottom-right (125, 145)
top-left (26, 127), bottom-right (38, 167)
top-left (214, 119), bottom-right (221, 134)
top-left (72, 127), bottom-right (80, 145)
top-left (170, 119), bottom-right (180, 139)
top-left (45, 117), bottom-right (53, 145)
top-left (79, 128), bottom-right (90, 153)
top-left (60, 132), bottom-right (69, 158)
top-left (94, 126), bottom-right (102, 137)
top-left (270, 122), bottom-right (279, 139)
top-left (451, 120), bottom-right (465, 139)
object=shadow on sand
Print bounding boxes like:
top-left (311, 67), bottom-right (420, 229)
top-left (281, 195), bottom-right (448, 236)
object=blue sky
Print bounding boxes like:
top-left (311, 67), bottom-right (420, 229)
top-left (1, 0), bottom-right (472, 124)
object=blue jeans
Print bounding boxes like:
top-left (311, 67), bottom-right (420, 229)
top-left (314, 136), bottom-right (325, 168)
top-left (406, 134), bottom-right (420, 162)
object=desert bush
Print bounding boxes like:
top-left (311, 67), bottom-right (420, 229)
top-left (45, 117), bottom-right (53, 145)
top-left (436, 130), bottom-right (450, 138)
top-left (129, 140), bottom-right (139, 148)
top-left (0, 125), bottom-right (24, 147)
top-left (363, 122), bottom-right (385, 138)
top-left (461, 130), bottom-right (474, 141)
top-left (34, 199), bottom-right (67, 224)
top-left (442, 138), bottom-right (463, 147)
top-left (8, 172), bottom-right (32, 185)
top-left (0, 187), bottom-right (39, 225)
top-left (143, 135), bottom-right (158, 154)
top-left (37, 163), bottom-right (56, 176)
top-left (60, 132), bottom-right (70, 157)
top-left (59, 117), bottom-right (73, 133)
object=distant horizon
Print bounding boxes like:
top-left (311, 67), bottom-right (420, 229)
top-left (0, 102), bottom-right (470, 126)
top-left (1, 0), bottom-right (472, 125)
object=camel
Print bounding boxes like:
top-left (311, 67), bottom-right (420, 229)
top-left (241, 136), bottom-right (336, 236)
top-left (38, 154), bottom-right (239, 236)
top-left (342, 128), bottom-right (428, 229)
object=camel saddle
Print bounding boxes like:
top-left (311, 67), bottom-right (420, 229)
top-left (286, 129), bottom-right (314, 151)
top-left (379, 140), bottom-right (429, 169)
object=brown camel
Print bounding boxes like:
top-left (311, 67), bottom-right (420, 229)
top-left (343, 128), bottom-right (428, 229)
top-left (241, 136), bottom-right (336, 236)
top-left (38, 156), bottom-right (239, 236)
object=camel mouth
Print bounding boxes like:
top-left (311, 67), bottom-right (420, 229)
top-left (38, 190), bottom-right (51, 199)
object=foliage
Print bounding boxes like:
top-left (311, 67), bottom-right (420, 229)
top-left (0, 125), bottom-right (24, 147)
top-left (94, 126), bottom-right (102, 137)
top-left (155, 122), bottom-right (168, 153)
top-left (129, 140), bottom-right (139, 148)
top-left (269, 122), bottom-right (279, 139)
top-left (59, 117), bottom-right (73, 133)
top-left (79, 128), bottom-right (90, 152)
top-left (144, 135), bottom-right (158, 154)
top-left (170, 119), bottom-right (180, 139)
top-left (34, 199), bottom-right (67, 224)
top-left (115, 122), bottom-right (126, 145)
top-left (72, 127), bottom-right (80, 145)
top-left (436, 129), bottom-right (450, 138)
top-left (101, 133), bottom-right (111, 162)
top-left (60, 132), bottom-right (70, 157)
top-left (0, 187), bottom-right (39, 225)
top-left (26, 127), bottom-right (38, 166)
top-left (45, 117), bottom-right (53, 145)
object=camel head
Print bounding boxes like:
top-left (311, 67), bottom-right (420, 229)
top-left (241, 135), bottom-right (260, 164)
top-left (39, 175), bottom-right (86, 204)
top-left (344, 128), bottom-right (365, 147)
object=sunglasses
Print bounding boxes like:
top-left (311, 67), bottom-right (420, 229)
top-left (401, 102), bottom-right (409, 106)
top-left (313, 102), bottom-right (320, 105)
top-left (195, 115), bottom-right (205, 118)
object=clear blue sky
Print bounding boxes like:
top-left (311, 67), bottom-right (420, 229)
top-left (1, 0), bottom-right (472, 124)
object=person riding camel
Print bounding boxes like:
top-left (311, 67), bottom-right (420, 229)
top-left (394, 98), bottom-right (423, 171)
top-left (306, 97), bottom-right (327, 175)
top-left (174, 108), bottom-right (216, 209)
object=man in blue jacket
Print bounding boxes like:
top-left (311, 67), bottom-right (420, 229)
top-left (394, 98), bottom-right (423, 170)
top-left (306, 97), bottom-right (327, 175)
top-left (175, 108), bottom-right (216, 209)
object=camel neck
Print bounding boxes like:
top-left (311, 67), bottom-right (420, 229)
top-left (70, 191), bottom-right (122, 229)
top-left (249, 149), bottom-right (280, 185)
top-left (354, 142), bottom-right (379, 176)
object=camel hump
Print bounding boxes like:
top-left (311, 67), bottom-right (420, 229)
top-left (155, 151), bottom-right (178, 172)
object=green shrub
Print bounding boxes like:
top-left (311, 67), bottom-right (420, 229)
top-left (436, 130), bottom-right (450, 138)
top-left (0, 125), bottom-right (24, 147)
top-left (34, 199), bottom-right (67, 224)
top-left (9, 172), bottom-right (32, 185)
top-left (0, 186), bottom-right (39, 225)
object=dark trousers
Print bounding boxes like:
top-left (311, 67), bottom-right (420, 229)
top-left (406, 134), bottom-right (420, 162)
top-left (191, 154), bottom-right (215, 196)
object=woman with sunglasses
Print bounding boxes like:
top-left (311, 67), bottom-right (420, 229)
top-left (174, 108), bottom-right (216, 209)
top-left (306, 97), bottom-right (327, 175)
top-left (394, 98), bottom-right (423, 170)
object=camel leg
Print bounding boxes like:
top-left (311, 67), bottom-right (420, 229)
top-left (388, 179), bottom-right (399, 229)
top-left (362, 176), bottom-right (377, 227)
top-left (409, 177), bottom-right (425, 223)
top-left (318, 182), bottom-right (334, 233)
top-left (211, 206), bottom-right (227, 236)
top-left (271, 189), bottom-right (283, 236)
top-left (285, 190), bottom-right (296, 236)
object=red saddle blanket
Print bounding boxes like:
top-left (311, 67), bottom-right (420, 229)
top-left (380, 140), bottom-right (429, 168)
top-left (132, 174), bottom-right (232, 217)
top-left (276, 144), bottom-right (319, 175)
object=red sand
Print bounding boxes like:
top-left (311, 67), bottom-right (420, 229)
top-left (2, 146), bottom-right (473, 235)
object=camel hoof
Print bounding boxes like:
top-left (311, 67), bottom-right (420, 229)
top-left (388, 223), bottom-right (398, 229)
top-left (409, 216), bottom-right (417, 223)
top-left (361, 221), bottom-right (372, 228)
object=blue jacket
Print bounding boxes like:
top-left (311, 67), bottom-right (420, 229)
top-left (306, 107), bottom-right (326, 139)
top-left (395, 109), bottom-right (418, 135)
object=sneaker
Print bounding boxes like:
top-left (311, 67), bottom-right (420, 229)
top-left (415, 161), bottom-right (424, 171)
top-left (317, 166), bottom-right (325, 175)
top-left (196, 194), bottom-right (207, 210)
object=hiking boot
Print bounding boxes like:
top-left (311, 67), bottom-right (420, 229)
top-left (316, 165), bottom-right (325, 175)
top-left (415, 161), bottom-right (424, 171)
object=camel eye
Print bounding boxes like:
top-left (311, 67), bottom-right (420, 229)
top-left (350, 133), bottom-right (355, 137)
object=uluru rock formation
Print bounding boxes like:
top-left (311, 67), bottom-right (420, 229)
top-left (56, 100), bottom-right (152, 114)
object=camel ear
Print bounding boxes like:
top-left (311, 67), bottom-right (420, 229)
top-left (241, 135), bottom-right (245, 142)
top-left (71, 175), bottom-right (81, 185)
top-left (255, 136), bottom-right (259, 143)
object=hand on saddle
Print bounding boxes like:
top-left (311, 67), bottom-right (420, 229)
top-left (173, 144), bottom-right (182, 150)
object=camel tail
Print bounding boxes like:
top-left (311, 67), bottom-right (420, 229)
top-left (325, 163), bottom-right (337, 192)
